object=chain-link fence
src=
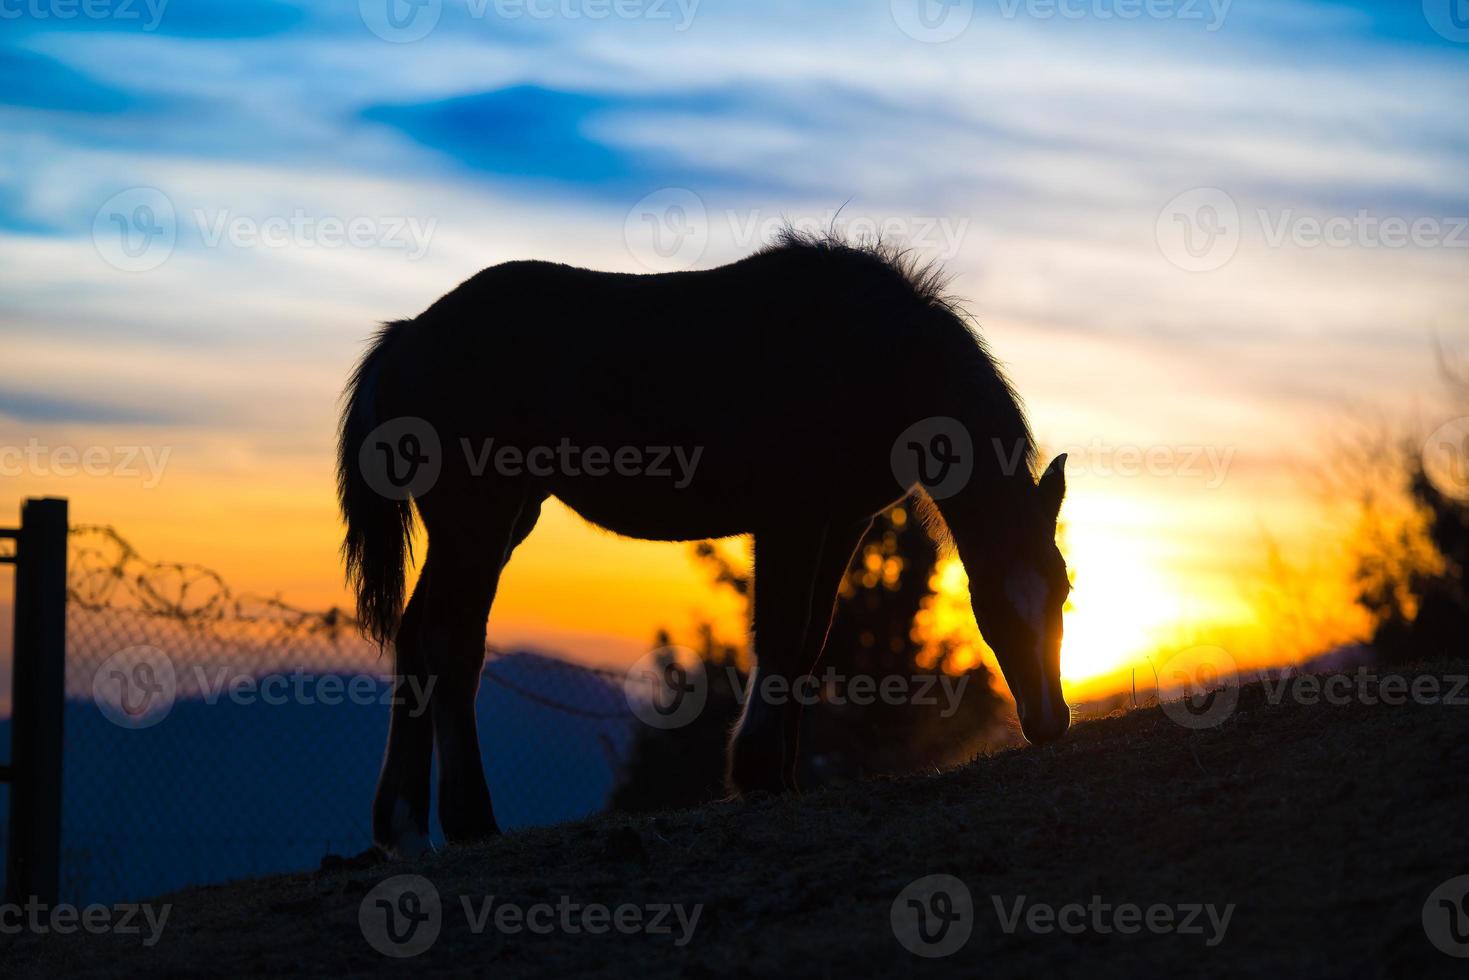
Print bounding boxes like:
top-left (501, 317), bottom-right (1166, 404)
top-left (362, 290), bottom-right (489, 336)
top-left (0, 526), bottom-right (640, 905)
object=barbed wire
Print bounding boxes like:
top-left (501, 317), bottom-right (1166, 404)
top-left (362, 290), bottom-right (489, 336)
top-left (53, 525), bottom-right (644, 904)
top-left (66, 524), bottom-right (632, 708)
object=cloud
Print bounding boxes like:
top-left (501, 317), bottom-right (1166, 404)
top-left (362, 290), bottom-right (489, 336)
top-left (0, 46), bottom-right (137, 113)
top-left (360, 83), bottom-right (805, 198)
top-left (0, 0), bottom-right (303, 39)
top-left (0, 387), bottom-right (186, 425)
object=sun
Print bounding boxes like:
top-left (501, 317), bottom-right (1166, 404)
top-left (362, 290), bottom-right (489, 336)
top-left (913, 485), bottom-right (1202, 698)
top-left (1054, 489), bottom-right (1198, 692)
top-left (1058, 535), bottom-right (1174, 686)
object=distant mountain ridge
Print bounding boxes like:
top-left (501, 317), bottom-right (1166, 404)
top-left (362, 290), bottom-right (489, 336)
top-left (0, 650), bottom-right (635, 905)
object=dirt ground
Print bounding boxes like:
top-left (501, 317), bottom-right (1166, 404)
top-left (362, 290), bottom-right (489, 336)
top-left (6, 661), bottom-right (1468, 978)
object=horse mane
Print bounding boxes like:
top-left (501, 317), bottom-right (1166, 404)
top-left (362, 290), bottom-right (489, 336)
top-left (757, 225), bottom-right (966, 319)
top-left (764, 224), bottom-right (1035, 446)
top-left (757, 226), bottom-right (1038, 552)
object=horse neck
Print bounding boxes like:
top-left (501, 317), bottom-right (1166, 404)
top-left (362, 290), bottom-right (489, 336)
top-left (928, 396), bottom-right (1034, 558)
top-left (935, 472), bottom-right (1032, 568)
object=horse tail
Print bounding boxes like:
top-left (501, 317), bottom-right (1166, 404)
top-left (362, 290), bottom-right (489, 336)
top-left (338, 318), bottom-right (417, 647)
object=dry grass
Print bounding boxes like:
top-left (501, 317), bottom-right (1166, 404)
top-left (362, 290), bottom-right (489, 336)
top-left (7, 661), bottom-right (1468, 979)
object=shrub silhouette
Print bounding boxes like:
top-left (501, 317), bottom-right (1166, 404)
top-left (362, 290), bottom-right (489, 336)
top-left (1357, 459), bottom-right (1469, 664)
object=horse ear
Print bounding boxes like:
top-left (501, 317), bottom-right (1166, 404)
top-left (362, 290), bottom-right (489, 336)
top-left (1038, 453), bottom-right (1067, 523)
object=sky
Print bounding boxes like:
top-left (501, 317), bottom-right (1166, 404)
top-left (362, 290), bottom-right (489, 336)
top-left (2, 0), bottom-right (1467, 696)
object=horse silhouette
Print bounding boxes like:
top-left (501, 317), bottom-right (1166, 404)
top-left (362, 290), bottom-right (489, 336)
top-left (338, 230), bottom-right (1070, 855)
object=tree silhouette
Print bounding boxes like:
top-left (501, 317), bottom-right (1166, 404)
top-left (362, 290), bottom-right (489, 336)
top-left (612, 497), bottom-right (1004, 811)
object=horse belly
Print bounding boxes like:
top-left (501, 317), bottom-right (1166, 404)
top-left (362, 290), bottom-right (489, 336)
top-left (549, 468), bottom-right (752, 542)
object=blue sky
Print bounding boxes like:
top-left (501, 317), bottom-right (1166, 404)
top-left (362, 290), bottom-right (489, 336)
top-left (4, 1), bottom-right (1463, 425)
top-left (1, 0), bottom-right (1467, 671)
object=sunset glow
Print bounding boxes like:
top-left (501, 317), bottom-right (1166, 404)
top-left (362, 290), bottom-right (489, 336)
top-left (2, 2), bottom-right (1465, 707)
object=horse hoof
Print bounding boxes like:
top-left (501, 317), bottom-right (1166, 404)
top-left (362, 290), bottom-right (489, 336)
top-left (443, 828), bottom-right (502, 847)
top-left (375, 799), bottom-right (434, 859)
top-left (725, 763), bottom-right (794, 798)
top-left (377, 835), bottom-right (435, 861)
top-left (320, 847), bottom-right (388, 873)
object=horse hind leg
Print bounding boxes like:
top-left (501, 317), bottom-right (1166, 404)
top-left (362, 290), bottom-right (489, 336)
top-left (372, 588), bottom-right (435, 857)
top-left (417, 481), bottom-right (542, 844)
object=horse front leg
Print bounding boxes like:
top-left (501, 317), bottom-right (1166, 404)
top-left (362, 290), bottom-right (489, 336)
top-left (791, 514), bottom-right (873, 750)
top-left (726, 519), bottom-right (835, 795)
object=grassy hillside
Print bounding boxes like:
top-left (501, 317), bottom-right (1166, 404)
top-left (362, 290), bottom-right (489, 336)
top-left (7, 662), bottom-right (1468, 978)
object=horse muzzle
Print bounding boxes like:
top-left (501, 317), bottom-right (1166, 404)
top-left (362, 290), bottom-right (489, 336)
top-left (1019, 695), bottom-right (1071, 745)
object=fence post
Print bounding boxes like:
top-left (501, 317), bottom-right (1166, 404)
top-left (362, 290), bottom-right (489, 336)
top-left (4, 497), bottom-right (67, 906)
